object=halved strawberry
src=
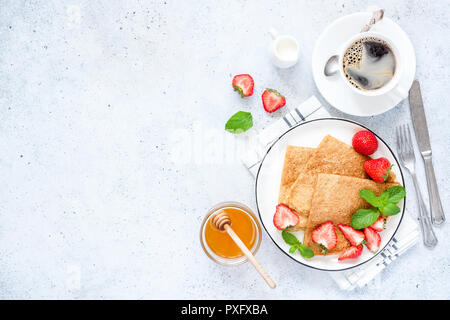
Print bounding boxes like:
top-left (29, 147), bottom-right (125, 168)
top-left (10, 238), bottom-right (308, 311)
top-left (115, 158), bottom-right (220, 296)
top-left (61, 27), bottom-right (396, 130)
top-left (370, 216), bottom-right (386, 232)
top-left (273, 204), bottom-right (299, 230)
top-left (364, 227), bottom-right (381, 253)
top-left (311, 221), bottom-right (337, 254)
top-left (232, 74), bottom-right (254, 98)
top-left (338, 224), bottom-right (366, 246)
top-left (338, 245), bottom-right (363, 261)
top-left (262, 88), bottom-right (286, 113)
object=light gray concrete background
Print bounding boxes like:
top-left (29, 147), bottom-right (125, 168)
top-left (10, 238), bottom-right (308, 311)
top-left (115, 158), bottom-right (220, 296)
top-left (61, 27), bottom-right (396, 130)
top-left (0, 0), bottom-right (449, 299)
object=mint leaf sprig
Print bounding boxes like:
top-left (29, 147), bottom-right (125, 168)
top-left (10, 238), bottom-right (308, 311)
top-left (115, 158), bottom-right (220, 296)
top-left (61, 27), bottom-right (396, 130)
top-left (361, 186), bottom-right (406, 215)
top-left (351, 208), bottom-right (380, 230)
top-left (282, 230), bottom-right (314, 258)
top-left (351, 186), bottom-right (406, 230)
top-left (225, 111), bottom-right (253, 134)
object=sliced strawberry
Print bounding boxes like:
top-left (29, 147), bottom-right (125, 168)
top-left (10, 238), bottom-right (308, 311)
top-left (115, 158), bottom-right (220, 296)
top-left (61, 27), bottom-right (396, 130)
top-left (232, 74), bottom-right (254, 98)
top-left (364, 227), bottom-right (381, 253)
top-left (262, 88), bottom-right (286, 113)
top-left (273, 204), bottom-right (299, 230)
top-left (311, 221), bottom-right (337, 254)
top-left (338, 224), bottom-right (366, 246)
top-left (370, 216), bottom-right (386, 232)
top-left (338, 245), bottom-right (363, 261)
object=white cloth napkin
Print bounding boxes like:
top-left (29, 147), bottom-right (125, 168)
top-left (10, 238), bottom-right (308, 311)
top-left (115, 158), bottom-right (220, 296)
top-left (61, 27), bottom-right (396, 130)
top-left (241, 96), bottom-right (420, 290)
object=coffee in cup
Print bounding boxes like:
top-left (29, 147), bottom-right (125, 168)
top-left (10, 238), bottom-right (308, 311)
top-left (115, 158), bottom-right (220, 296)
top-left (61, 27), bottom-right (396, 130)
top-left (342, 36), bottom-right (396, 91)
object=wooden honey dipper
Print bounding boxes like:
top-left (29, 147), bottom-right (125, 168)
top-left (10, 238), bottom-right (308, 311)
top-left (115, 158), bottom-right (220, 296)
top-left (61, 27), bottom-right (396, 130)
top-left (211, 210), bottom-right (276, 289)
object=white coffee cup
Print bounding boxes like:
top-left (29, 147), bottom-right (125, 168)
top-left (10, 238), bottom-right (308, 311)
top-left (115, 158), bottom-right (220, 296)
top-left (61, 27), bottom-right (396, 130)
top-left (334, 31), bottom-right (407, 100)
top-left (268, 28), bottom-right (299, 68)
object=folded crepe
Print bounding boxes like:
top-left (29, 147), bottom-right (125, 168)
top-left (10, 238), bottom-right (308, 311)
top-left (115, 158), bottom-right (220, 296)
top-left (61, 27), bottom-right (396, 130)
top-left (286, 135), bottom-right (396, 220)
top-left (303, 173), bottom-right (399, 255)
top-left (278, 145), bottom-right (315, 203)
top-left (278, 145), bottom-right (315, 229)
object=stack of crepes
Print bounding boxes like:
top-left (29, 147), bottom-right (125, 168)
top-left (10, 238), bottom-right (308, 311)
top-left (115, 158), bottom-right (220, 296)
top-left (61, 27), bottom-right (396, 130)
top-left (278, 135), bottom-right (398, 255)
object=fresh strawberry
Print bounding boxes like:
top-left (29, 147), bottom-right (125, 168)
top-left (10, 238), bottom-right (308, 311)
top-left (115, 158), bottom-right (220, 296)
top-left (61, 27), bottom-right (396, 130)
top-left (363, 157), bottom-right (393, 183)
top-left (262, 88), bottom-right (286, 113)
top-left (352, 130), bottom-right (378, 155)
top-left (338, 224), bottom-right (366, 246)
top-left (364, 227), bottom-right (381, 253)
top-left (311, 221), bottom-right (337, 254)
top-left (232, 74), bottom-right (254, 97)
top-left (273, 204), bottom-right (299, 230)
top-left (338, 245), bottom-right (363, 261)
top-left (370, 216), bottom-right (386, 232)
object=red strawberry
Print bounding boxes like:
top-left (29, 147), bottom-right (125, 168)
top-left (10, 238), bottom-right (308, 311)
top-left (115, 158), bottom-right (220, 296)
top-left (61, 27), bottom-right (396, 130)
top-left (352, 130), bottom-right (378, 155)
top-left (370, 216), bottom-right (386, 232)
top-left (338, 224), bottom-right (366, 246)
top-left (273, 204), bottom-right (299, 230)
top-left (232, 74), bottom-right (254, 97)
top-left (364, 227), bottom-right (381, 253)
top-left (312, 221), bottom-right (337, 254)
top-left (363, 157), bottom-right (393, 183)
top-left (262, 88), bottom-right (286, 113)
top-left (338, 245), bottom-right (363, 261)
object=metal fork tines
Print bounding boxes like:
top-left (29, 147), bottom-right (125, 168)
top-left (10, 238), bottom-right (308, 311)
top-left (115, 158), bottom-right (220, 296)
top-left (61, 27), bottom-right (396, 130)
top-left (396, 124), bottom-right (437, 247)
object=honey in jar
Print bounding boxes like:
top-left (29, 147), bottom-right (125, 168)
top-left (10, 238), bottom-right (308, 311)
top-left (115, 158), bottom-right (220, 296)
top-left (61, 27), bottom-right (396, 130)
top-left (201, 203), bottom-right (261, 263)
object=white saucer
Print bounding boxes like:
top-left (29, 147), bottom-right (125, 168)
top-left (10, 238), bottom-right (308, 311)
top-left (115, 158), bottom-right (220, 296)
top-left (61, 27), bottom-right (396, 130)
top-left (312, 12), bottom-right (416, 116)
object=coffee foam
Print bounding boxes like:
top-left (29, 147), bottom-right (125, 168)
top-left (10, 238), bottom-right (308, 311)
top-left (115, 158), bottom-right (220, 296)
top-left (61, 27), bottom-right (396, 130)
top-left (342, 37), bottom-right (396, 91)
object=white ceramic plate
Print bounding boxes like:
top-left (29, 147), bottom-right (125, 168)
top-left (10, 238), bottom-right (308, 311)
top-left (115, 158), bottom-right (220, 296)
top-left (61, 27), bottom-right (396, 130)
top-left (255, 118), bottom-right (405, 271)
top-left (312, 12), bottom-right (416, 116)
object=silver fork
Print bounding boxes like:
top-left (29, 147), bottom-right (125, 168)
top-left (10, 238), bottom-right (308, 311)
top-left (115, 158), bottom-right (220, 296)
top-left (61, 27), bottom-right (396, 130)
top-left (396, 124), bottom-right (437, 247)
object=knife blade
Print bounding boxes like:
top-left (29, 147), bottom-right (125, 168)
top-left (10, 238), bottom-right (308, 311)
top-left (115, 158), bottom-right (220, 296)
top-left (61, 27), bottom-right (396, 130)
top-left (409, 80), bottom-right (431, 154)
top-left (409, 79), bottom-right (445, 225)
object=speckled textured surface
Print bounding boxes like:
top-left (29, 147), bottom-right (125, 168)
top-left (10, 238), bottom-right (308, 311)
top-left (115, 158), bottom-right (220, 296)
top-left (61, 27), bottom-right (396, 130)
top-left (0, 0), bottom-right (449, 299)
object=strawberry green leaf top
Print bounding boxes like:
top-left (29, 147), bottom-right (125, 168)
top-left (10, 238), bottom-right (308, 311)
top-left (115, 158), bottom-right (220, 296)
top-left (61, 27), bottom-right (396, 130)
top-left (382, 164), bottom-right (394, 181)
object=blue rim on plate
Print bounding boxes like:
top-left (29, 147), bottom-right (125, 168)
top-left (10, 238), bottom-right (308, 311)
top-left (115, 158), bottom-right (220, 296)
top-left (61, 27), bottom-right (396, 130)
top-left (254, 117), bottom-right (406, 272)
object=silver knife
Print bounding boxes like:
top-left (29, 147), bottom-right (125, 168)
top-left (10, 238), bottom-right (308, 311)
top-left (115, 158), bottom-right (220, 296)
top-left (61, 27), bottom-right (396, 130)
top-left (409, 80), bottom-right (445, 225)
